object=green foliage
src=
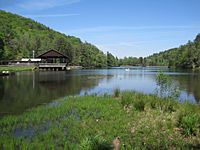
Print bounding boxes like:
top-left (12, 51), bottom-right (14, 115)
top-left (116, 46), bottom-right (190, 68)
top-left (0, 92), bottom-right (200, 149)
top-left (113, 88), bottom-right (120, 98)
top-left (121, 92), bottom-right (145, 111)
top-left (194, 33), bottom-right (200, 43)
top-left (80, 135), bottom-right (111, 150)
top-left (0, 36), bottom-right (4, 59)
top-left (133, 99), bottom-right (145, 111)
top-left (1, 11), bottom-right (200, 69)
top-left (107, 52), bottom-right (118, 67)
top-left (121, 91), bottom-right (133, 107)
top-left (146, 34), bottom-right (200, 68)
top-left (151, 98), bottom-right (178, 113)
top-left (156, 72), bottom-right (169, 86)
top-left (0, 10), bottom-right (108, 68)
top-left (178, 112), bottom-right (199, 136)
top-left (155, 72), bottom-right (180, 99)
top-left (118, 56), bottom-right (143, 66)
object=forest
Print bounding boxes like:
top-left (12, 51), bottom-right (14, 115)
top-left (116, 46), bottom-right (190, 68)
top-left (118, 34), bottom-right (200, 68)
top-left (0, 10), bottom-right (108, 68)
top-left (1, 10), bottom-right (200, 68)
top-left (147, 34), bottom-right (200, 68)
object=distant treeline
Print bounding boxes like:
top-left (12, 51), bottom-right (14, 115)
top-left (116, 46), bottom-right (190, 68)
top-left (110, 34), bottom-right (200, 68)
top-left (145, 34), bottom-right (200, 68)
top-left (1, 10), bottom-right (200, 68)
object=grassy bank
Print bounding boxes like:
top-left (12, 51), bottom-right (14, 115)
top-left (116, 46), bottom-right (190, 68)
top-left (0, 65), bottom-right (35, 72)
top-left (0, 91), bottom-right (200, 149)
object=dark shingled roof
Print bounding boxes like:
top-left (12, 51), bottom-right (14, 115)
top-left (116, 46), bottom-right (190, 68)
top-left (37, 49), bottom-right (69, 58)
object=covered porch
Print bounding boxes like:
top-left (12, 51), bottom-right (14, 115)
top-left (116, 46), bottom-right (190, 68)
top-left (37, 49), bottom-right (70, 70)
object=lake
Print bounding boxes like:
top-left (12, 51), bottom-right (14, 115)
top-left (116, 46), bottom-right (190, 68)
top-left (0, 66), bottom-right (200, 117)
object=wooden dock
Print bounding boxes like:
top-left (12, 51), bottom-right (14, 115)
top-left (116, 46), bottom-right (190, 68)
top-left (38, 63), bottom-right (68, 71)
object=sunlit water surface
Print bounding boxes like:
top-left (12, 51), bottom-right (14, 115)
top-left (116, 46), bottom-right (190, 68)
top-left (0, 67), bottom-right (200, 116)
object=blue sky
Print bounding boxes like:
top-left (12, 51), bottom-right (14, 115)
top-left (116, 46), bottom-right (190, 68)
top-left (1, 0), bottom-right (200, 58)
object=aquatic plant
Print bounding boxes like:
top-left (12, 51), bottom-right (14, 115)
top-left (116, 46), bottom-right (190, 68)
top-left (178, 112), bottom-right (199, 136)
top-left (113, 88), bottom-right (120, 98)
top-left (0, 92), bottom-right (200, 149)
top-left (155, 71), bottom-right (180, 99)
top-left (80, 134), bottom-right (111, 150)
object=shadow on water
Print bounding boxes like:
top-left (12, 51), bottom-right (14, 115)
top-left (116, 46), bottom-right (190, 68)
top-left (0, 70), bottom-right (111, 117)
top-left (1, 67), bottom-right (200, 117)
top-left (171, 74), bottom-right (200, 103)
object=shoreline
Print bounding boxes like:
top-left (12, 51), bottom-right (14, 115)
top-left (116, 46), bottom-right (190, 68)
top-left (0, 65), bottom-right (36, 72)
top-left (0, 91), bottom-right (200, 149)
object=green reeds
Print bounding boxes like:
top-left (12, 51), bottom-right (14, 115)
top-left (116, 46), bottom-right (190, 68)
top-left (0, 92), bottom-right (200, 149)
top-left (113, 88), bottom-right (120, 98)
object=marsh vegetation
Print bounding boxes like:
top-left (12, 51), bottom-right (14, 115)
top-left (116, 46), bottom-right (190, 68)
top-left (0, 91), bottom-right (200, 149)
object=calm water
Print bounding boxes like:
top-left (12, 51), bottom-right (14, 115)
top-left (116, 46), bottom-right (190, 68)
top-left (0, 67), bottom-right (200, 117)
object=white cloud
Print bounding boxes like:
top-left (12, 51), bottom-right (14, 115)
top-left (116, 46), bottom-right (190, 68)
top-left (24, 13), bottom-right (80, 18)
top-left (69, 25), bottom-right (200, 33)
top-left (17, 0), bottom-right (81, 10)
top-left (64, 25), bottom-right (200, 58)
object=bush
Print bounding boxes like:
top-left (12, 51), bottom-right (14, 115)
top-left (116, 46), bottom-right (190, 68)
top-left (121, 92), bottom-right (133, 107)
top-left (158, 99), bottom-right (177, 113)
top-left (163, 99), bottom-right (177, 112)
top-left (113, 88), bottom-right (120, 98)
top-left (155, 72), bottom-right (180, 99)
top-left (80, 135), bottom-right (111, 150)
top-left (120, 92), bottom-right (145, 111)
top-left (134, 99), bottom-right (145, 111)
top-left (178, 113), bottom-right (199, 136)
top-left (149, 100), bottom-right (157, 109)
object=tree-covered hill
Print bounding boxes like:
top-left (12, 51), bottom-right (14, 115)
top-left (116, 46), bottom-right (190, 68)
top-left (0, 10), bottom-right (108, 67)
top-left (145, 34), bottom-right (200, 68)
top-left (118, 34), bottom-right (200, 68)
top-left (1, 10), bottom-right (199, 69)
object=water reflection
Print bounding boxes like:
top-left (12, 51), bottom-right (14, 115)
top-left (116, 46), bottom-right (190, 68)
top-left (0, 71), bottom-right (111, 116)
top-left (0, 67), bottom-right (200, 117)
top-left (171, 74), bottom-right (200, 103)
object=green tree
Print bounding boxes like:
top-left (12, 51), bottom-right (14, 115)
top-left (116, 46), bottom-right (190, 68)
top-left (139, 57), bottom-right (143, 65)
top-left (107, 52), bottom-right (117, 67)
top-left (0, 10), bottom-right (110, 67)
top-left (194, 33), bottom-right (200, 43)
top-left (0, 36), bottom-right (4, 59)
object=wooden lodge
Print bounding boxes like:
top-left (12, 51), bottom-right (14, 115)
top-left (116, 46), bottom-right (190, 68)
top-left (37, 49), bottom-right (70, 71)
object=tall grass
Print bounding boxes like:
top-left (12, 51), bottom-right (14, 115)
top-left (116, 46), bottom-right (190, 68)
top-left (178, 111), bottom-right (200, 136)
top-left (0, 92), bottom-right (200, 149)
top-left (113, 88), bottom-right (120, 98)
